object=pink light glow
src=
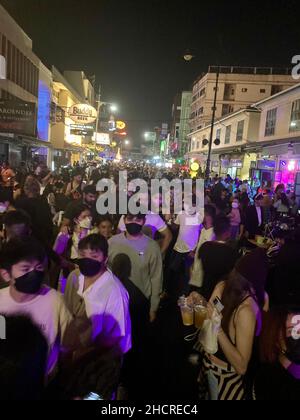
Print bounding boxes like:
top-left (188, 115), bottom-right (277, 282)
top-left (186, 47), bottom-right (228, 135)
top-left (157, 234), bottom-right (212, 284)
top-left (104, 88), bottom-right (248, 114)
top-left (288, 160), bottom-right (296, 171)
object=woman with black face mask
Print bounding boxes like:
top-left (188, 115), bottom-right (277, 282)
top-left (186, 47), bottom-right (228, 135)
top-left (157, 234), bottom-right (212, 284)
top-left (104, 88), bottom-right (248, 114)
top-left (253, 306), bottom-right (300, 400)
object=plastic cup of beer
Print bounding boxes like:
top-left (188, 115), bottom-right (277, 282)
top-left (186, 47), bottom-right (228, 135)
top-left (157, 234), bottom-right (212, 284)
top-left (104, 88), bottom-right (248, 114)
top-left (194, 305), bottom-right (207, 329)
top-left (180, 305), bottom-right (194, 326)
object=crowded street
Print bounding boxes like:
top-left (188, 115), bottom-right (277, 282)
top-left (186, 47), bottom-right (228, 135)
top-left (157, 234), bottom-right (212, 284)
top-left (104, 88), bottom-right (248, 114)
top-left (0, 0), bottom-right (300, 404)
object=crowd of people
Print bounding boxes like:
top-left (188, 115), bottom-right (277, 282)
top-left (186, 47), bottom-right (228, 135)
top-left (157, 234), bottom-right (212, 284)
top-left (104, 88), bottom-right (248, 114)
top-left (0, 159), bottom-right (299, 400)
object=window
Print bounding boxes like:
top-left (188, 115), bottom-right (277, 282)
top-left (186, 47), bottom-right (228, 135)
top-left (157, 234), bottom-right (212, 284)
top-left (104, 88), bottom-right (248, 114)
top-left (225, 126), bottom-right (231, 144)
top-left (200, 88), bottom-right (206, 97)
top-left (198, 107), bottom-right (204, 115)
top-left (271, 85), bottom-right (282, 96)
top-left (236, 120), bottom-right (245, 142)
top-left (197, 141), bottom-right (200, 149)
top-left (222, 104), bottom-right (234, 116)
top-left (265, 108), bottom-right (277, 136)
top-left (290, 100), bottom-right (300, 132)
top-left (242, 88), bottom-right (248, 93)
top-left (216, 128), bottom-right (221, 140)
top-left (260, 89), bottom-right (266, 93)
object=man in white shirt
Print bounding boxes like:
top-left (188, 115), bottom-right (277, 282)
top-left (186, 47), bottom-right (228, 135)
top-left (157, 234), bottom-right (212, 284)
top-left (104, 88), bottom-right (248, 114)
top-left (168, 203), bottom-right (203, 296)
top-left (64, 234), bottom-right (131, 357)
top-left (190, 205), bottom-right (216, 286)
top-left (0, 238), bottom-right (74, 377)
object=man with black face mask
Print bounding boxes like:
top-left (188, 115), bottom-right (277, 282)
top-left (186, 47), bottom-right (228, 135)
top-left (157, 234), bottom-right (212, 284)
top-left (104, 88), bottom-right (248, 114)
top-left (0, 238), bottom-right (74, 377)
top-left (108, 213), bottom-right (163, 323)
top-left (64, 234), bottom-right (131, 357)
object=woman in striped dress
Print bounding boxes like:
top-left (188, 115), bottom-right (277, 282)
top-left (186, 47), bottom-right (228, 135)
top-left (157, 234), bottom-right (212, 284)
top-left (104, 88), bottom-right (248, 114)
top-left (191, 249), bottom-right (269, 400)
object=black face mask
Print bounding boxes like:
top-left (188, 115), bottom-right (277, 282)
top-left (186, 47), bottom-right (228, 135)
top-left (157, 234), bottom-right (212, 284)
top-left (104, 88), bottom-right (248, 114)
top-left (285, 337), bottom-right (300, 365)
top-left (78, 258), bottom-right (103, 277)
top-left (125, 223), bottom-right (143, 236)
top-left (14, 270), bottom-right (45, 294)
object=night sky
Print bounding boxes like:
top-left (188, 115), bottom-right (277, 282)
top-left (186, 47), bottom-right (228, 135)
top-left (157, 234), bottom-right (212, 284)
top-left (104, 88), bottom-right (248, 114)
top-left (1, 0), bottom-right (300, 145)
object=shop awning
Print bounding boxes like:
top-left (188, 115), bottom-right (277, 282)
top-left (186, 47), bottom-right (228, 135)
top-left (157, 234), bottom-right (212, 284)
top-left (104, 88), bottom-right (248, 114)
top-left (0, 133), bottom-right (52, 149)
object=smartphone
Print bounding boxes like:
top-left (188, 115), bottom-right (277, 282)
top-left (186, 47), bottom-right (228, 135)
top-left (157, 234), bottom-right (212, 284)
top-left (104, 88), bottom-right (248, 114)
top-left (213, 297), bottom-right (224, 314)
top-left (83, 392), bottom-right (103, 401)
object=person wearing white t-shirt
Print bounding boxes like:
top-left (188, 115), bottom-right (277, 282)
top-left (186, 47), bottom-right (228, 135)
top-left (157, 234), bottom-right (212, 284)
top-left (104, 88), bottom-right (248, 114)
top-left (64, 234), bottom-right (131, 357)
top-left (190, 205), bottom-right (216, 286)
top-left (168, 204), bottom-right (203, 295)
top-left (0, 238), bottom-right (74, 377)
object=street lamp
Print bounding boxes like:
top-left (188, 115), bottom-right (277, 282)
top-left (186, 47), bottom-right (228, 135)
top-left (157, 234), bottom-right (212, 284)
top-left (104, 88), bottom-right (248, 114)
top-left (125, 140), bottom-right (130, 146)
top-left (110, 105), bottom-right (118, 113)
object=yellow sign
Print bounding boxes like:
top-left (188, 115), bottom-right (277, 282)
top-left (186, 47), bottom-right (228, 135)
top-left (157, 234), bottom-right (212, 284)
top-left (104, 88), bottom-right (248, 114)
top-left (190, 162), bottom-right (200, 172)
top-left (116, 121), bottom-right (126, 130)
top-left (69, 104), bottom-right (97, 124)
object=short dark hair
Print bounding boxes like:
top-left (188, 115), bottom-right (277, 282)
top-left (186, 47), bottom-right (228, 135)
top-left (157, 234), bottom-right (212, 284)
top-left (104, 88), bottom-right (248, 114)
top-left (204, 204), bottom-right (217, 221)
top-left (214, 215), bottom-right (231, 238)
top-left (3, 210), bottom-right (31, 229)
top-left (78, 234), bottom-right (108, 258)
top-left (0, 188), bottom-right (13, 203)
top-left (96, 215), bottom-right (113, 226)
top-left (0, 238), bottom-right (47, 271)
top-left (72, 204), bottom-right (91, 221)
top-left (125, 212), bottom-right (146, 221)
top-left (83, 185), bottom-right (97, 196)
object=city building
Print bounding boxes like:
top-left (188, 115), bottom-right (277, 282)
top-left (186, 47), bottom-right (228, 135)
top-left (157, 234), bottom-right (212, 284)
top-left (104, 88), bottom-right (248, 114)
top-left (188, 83), bottom-right (300, 194)
top-left (190, 66), bottom-right (296, 134)
top-left (253, 83), bottom-right (300, 192)
top-left (50, 67), bottom-right (96, 167)
top-left (0, 4), bottom-right (52, 166)
top-left (170, 91), bottom-right (192, 158)
top-left (188, 107), bottom-right (261, 179)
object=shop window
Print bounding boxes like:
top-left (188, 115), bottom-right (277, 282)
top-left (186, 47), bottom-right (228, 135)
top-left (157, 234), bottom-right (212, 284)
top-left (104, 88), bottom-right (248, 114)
top-left (265, 108), bottom-right (277, 136)
top-left (290, 99), bottom-right (300, 132)
top-left (225, 125), bottom-right (231, 144)
top-left (236, 120), bottom-right (244, 142)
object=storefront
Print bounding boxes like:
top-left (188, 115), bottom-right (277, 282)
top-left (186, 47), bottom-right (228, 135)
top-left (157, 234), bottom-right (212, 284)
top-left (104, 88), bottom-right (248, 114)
top-left (275, 158), bottom-right (300, 192)
top-left (250, 159), bottom-right (276, 189)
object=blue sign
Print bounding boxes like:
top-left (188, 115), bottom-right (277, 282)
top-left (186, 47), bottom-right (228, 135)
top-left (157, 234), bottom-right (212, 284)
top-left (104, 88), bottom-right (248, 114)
top-left (37, 80), bottom-right (51, 141)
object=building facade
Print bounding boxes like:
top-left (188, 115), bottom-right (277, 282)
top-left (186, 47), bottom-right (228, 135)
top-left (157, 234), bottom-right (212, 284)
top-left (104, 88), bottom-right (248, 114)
top-left (51, 67), bottom-right (96, 167)
top-left (190, 66), bottom-right (296, 134)
top-left (0, 4), bottom-right (51, 166)
top-left (188, 107), bottom-right (261, 179)
top-left (253, 83), bottom-right (300, 193)
top-left (170, 91), bottom-right (192, 158)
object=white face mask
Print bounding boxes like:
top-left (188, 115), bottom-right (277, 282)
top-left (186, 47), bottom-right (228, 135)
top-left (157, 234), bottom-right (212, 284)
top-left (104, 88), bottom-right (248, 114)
top-left (79, 217), bottom-right (92, 230)
top-left (232, 203), bottom-right (239, 209)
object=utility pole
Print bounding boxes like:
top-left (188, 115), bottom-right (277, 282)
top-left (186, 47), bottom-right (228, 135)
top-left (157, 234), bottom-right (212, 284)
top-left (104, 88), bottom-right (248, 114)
top-left (205, 66), bottom-right (220, 180)
top-left (94, 85), bottom-right (101, 157)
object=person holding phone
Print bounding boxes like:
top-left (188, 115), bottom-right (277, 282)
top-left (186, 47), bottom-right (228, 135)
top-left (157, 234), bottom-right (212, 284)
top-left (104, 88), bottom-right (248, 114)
top-left (190, 248), bottom-right (269, 400)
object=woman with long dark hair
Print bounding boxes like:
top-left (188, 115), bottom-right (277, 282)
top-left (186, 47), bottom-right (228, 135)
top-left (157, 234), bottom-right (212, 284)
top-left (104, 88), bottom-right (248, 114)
top-left (253, 306), bottom-right (300, 400)
top-left (195, 248), bottom-right (269, 400)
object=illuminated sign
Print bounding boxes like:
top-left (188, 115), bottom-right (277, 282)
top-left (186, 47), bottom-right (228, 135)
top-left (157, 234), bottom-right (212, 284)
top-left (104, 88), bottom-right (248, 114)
top-left (94, 132), bottom-right (110, 145)
top-left (190, 162), bottom-right (200, 172)
top-left (37, 81), bottom-right (51, 141)
top-left (116, 121), bottom-right (126, 130)
top-left (0, 100), bottom-right (36, 136)
top-left (0, 55), bottom-right (6, 80)
top-left (108, 120), bottom-right (116, 131)
top-left (69, 104), bottom-right (97, 124)
top-left (70, 123), bottom-right (95, 136)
